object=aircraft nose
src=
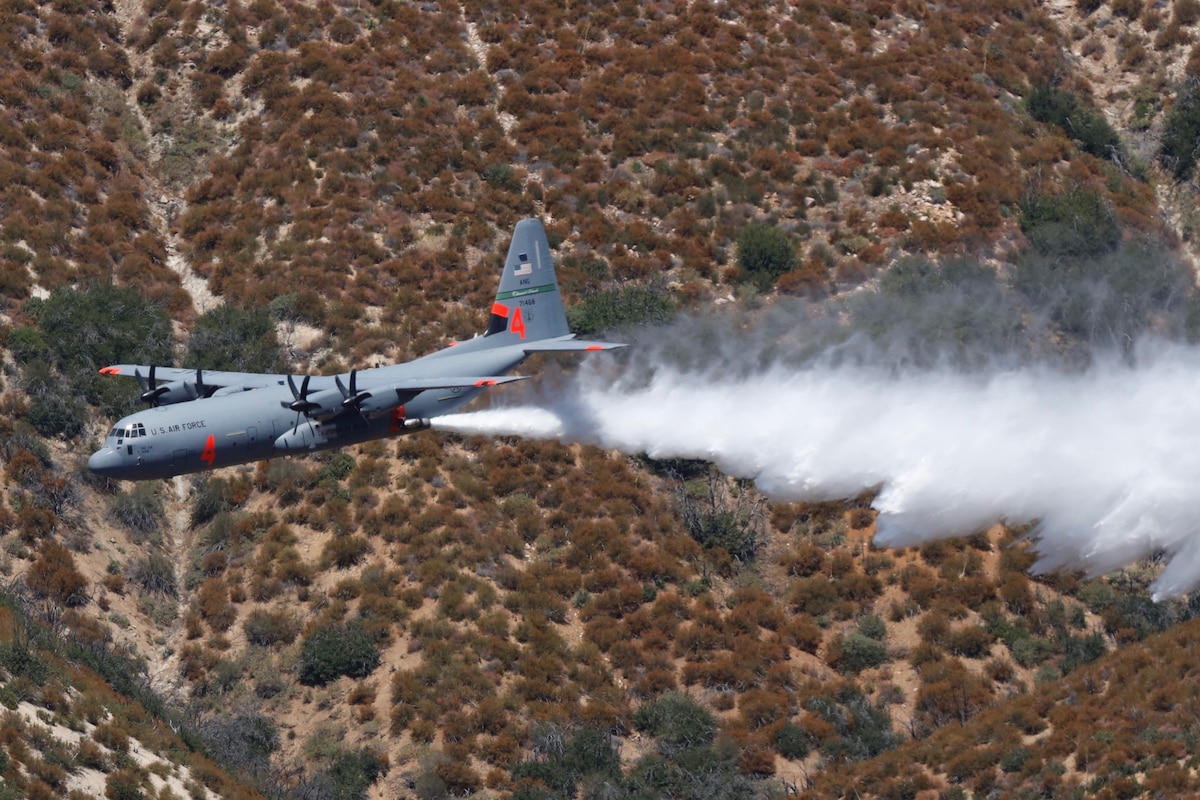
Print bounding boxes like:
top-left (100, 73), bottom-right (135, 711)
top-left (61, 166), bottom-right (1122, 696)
top-left (88, 448), bottom-right (119, 477)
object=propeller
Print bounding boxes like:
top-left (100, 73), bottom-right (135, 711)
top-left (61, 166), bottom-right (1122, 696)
top-left (282, 375), bottom-right (318, 434)
top-left (335, 369), bottom-right (372, 412)
top-left (194, 368), bottom-right (213, 399)
top-left (136, 366), bottom-right (167, 406)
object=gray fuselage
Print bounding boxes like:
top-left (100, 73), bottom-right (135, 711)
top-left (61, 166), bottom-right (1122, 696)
top-left (87, 339), bottom-right (527, 480)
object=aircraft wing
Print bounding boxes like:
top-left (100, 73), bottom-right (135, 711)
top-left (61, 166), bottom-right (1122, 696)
top-left (379, 375), bottom-right (529, 391)
top-left (319, 375), bottom-right (529, 419)
top-left (98, 365), bottom-right (284, 389)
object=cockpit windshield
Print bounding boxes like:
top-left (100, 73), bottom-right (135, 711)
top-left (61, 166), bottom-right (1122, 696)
top-left (111, 423), bottom-right (147, 441)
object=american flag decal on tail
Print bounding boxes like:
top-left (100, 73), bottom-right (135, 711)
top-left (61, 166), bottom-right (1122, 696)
top-left (513, 252), bottom-right (533, 276)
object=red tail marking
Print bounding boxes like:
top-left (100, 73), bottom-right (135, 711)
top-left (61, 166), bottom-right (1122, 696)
top-left (491, 302), bottom-right (510, 318)
top-left (200, 434), bottom-right (216, 466)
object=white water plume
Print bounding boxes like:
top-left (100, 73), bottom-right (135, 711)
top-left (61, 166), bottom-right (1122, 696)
top-left (435, 340), bottom-right (1200, 599)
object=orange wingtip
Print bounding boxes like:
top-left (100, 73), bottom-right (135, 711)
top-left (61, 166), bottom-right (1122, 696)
top-left (99, 367), bottom-right (122, 375)
top-left (474, 379), bottom-right (498, 386)
top-left (585, 345), bottom-right (605, 351)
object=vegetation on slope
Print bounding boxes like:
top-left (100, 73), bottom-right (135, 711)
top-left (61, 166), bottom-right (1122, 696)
top-left (0, 587), bottom-right (261, 800)
top-left (4, 0), bottom-right (1200, 798)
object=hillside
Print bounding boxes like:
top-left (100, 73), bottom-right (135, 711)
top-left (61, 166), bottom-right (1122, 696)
top-left (4, 0), bottom-right (1200, 798)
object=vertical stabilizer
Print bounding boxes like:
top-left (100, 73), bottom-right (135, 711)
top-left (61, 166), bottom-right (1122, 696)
top-left (483, 219), bottom-right (570, 344)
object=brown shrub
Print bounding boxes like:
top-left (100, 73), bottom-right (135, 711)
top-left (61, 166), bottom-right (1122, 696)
top-left (788, 576), bottom-right (838, 617)
top-left (26, 540), bottom-right (88, 607)
top-left (196, 578), bottom-right (235, 631)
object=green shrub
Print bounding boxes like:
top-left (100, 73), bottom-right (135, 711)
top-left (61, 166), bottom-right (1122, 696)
top-left (808, 688), bottom-right (900, 762)
top-left (197, 713), bottom-right (279, 780)
top-left (242, 609), bottom-right (300, 647)
top-left (21, 284), bottom-right (173, 419)
top-left (23, 284), bottom-right (173, 372)
top-left (482, 162), bottom-right (520, 191)
top-left (775, 722), bottom-right (812, 760)
top-left (633, 691), bottom-right (716, 754)
top-left (685, 508), bottom-right (758, 562)
top-left (128, 553), bottom-right (178, 597)
top-left (566, 285), bottom-right (674, 334)
top-left (191, 477), bottom-right (232, 527)
top-left (1014, 241), bottom-right (1194, 347)
top-left (509, 725), bottom-right (620, 799)
top-left (105, 768), bottom-right (147, 800)
top-left (847, 255), bottom-right (1025, 369)
top-left (0, 639), bottom-right (50, 684)
top-left (298, 620), bottom-right (380, 686)
top-left (830, 632), bottom-right (890, 675)
top-left (325, 746), bottom-right (386, 800)
top-left (1160, 79), bottom-right (1200, 180)
top-left (1000, 746), bottom-right (1033, 773)
top-left (26, 392), bottom-right (86, 438)
top-left (109, 484), bottom-right (163, 538)
top-left (1026, 84), bottom-right (1120, 159)
top-left (857, 614), bottom-right (887, 641)
top-left (186, 304), bottom-right (281, 372)
top-left (318, 452), bottom-right (356, 483)
top-left (737, 222), bottom-right (797, 289)
top-left (269, 290), bottom-right (327, 326)
top-left (1060, 633), bottom-right (1104, 676)
top-left (1018, 189), bottom-right (1119, 259)
top-left (565, 726), bottom-right (620, 777)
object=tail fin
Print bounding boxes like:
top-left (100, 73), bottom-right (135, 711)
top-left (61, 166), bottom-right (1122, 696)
top-left (483, 219), bottom-right (571, 344)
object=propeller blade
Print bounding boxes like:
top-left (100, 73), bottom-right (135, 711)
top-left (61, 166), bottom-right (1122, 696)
top-left (283, 374), bottom-right (321, 415)
top-left (335, 369), bottom-right (372, 412)
top-left (137, 366), bottom-right (167, 406)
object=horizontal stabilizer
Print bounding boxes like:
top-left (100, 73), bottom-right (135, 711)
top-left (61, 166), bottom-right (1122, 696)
top-left (521, 336), bottom-right (627, 354)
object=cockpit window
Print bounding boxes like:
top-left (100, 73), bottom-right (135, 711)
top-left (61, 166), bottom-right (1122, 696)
top-left (114, 423), bottom-right (147, 440)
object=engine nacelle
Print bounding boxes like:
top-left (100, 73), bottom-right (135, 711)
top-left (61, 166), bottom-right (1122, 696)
top-left (274, 422), bottom-right (329, 453)
top-left (152, 380), bottom-right (202, 406)
top-left (356, 388), bottom-right (419, 419)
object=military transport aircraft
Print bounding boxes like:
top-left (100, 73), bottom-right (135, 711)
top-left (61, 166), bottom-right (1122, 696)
top-left (88, 218), bottom-right (624, 481)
